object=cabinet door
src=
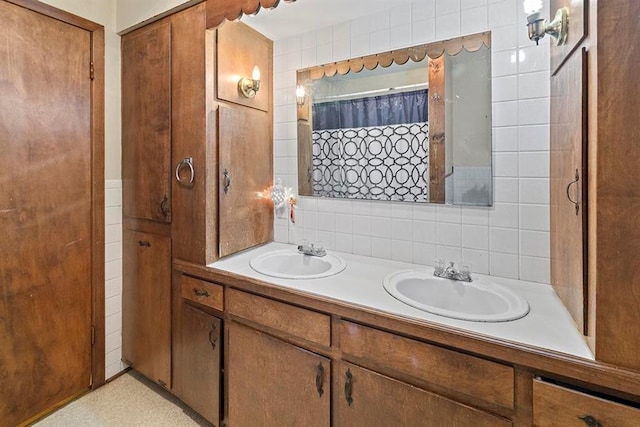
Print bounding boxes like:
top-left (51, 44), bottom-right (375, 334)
top-left (227, 322), bottom-right (330, 427)
top-left (550, 48), bottom-right (588, 333)
top-left (173, 303), bottom-right (221, 426)
top-left (333, 361), bottom-right (511, 427)
top-left (122, 21), bottom-right (172, 222)
top-left (122, 229), bottom-right (171, 388)
top-left (218, 105), bottom-right (273, 257)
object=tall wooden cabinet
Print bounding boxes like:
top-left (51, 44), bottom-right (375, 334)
top-left (120, 1), bottom-right (273, 418)
top-left (121, 16), bottom-right (175, 390)
top-left (550, 0), bottom-right (640, 370)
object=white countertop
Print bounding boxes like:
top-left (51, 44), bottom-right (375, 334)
top-left (208, 242), bottom-right (594, 360)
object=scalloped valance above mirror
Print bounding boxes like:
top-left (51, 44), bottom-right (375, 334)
top-left (296, 31), bottom-right (493, 206)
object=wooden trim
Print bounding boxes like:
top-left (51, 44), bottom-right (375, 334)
top-left (300, 31), bottom-right (491, 80)
top-left (173, 259), bottom-right (640, 401)
top-left (117, 0), bottom-right (203, 35)
top-left (4, 0), bottom-right (101, 30)
top-left (90, 27), bottom-right (106, 389)
top-left (428, 55), bottom-right (446, 203)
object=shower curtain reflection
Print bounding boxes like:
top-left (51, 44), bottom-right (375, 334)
top-left (311, 90), bottom-right (430, 202)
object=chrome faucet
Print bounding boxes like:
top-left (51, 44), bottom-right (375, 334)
top-left (297, 240), bottom-right (326, 257)
top-left (434, 261), bottom-right (472, 282)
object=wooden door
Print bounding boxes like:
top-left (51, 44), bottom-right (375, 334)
top-left (122, 21), bottom-right (172, 223)
top-left (550, 2), bottom-right (588, 332)
top-left (122, 230), bottom-right (171, 388)
top-left (218, 105), bottom-right (273, 257)
top-left (0, 2), bottom-right (96, 424)
top-left (332, 362), bottom-right (510, 427)
top-left (173, 303), bottom-right (221, 426)
top-left (227, 322), bottom-right (330, 427)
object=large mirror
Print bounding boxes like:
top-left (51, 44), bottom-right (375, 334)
top-left (296, 32), bottom-right (492, 206)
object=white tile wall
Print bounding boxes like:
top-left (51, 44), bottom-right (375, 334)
top-left (105, 180), bottom-right (126, 379)
top-left (272, 0), bottom-right (551, 284)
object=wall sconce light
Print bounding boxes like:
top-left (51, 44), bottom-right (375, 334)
top-left (524, 0), bottom-right (568, 46)
top-left (296, 85), bottom-right (306, 106)
top-left (238, 65), bottom-right (261, 98)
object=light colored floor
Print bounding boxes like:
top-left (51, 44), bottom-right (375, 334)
top-left (34, 371), bottom-right (210, 427)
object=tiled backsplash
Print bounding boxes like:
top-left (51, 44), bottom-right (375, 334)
top-left (271, 0), bottom-right (551, 284)
top-left (105, 180), bottom-right (126, 379)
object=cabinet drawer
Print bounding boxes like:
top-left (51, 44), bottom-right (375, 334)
top-left (227, 288), bottom-right (330, 346)
top-left (181, 275), bottom-right (224, 312)
top-left (533, 379), bottom-right (640, 426)
top-left (339, 321), bottom-right (514, 410)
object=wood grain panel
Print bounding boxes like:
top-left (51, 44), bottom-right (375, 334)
top-left (173, 304), bottom-right (221, 426)
top-left (227, 289), bottom-right (330, 346)
top-left (533, 380), bottom-right (640, 426)
top-left (228, 322), bottom-right (330, 427)
top-left (218, 104), bottom-right (273, 257)
top-left (550, 48), bottom-right (588, 333)
top-left (122, 21), bottom-right (172, 223)
top-left (0, 2), bottom-right (94, 424)
top-left (181, 275), bottom-right (224, 312)
top-left (550, 0), bottom-right (587, 75)
top-left (217, 21), bottom-right (272, 112)
top-left (122, 230), bottom-right (172, 388)
top-left (297, 121), bottom-right (313, 196)
top-left (339, 321), bottom-right (514, 409)
top-left (170, 4), bottom-right (215, 265)
top-left (333, 361), bottom-right (511, 427)
top-left (428, 55), bottom-right (446, 203)
top-left (594, 0), bottom-right (640, 370)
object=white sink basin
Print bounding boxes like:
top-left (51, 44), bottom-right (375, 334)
top-left (383, 269), bottom-right (529, 322)
top-left (250, 249), bottom-right (347, 279)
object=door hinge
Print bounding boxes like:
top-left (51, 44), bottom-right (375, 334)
top-left (90, 61), bottom-right (95, 80)
top-left (91, 325), bottom-right (95, 346)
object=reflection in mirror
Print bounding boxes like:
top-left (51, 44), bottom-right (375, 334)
top-left (296, 32), bottom-right (492, 206)
top-left (444, 46), bottom-right (492, 206)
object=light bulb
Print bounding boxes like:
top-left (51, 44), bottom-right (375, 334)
top-left (523, 0), bottom-right (543, 14)
top-left (252, 65), bottom-right (261, 82)
top-left (296, 85), bottom-right (305, 98)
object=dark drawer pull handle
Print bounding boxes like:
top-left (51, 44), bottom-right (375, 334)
top-left (579, 415), bottom-right (603, 427)
top-left (344, 369), bottom-right (353, 406)
top-left (223, 168), bottom-right (231, 194)
top-left (193, 288), bottom-right (210, 297)
top-left (315, 363), bottom-right (324, 397)
top-left (566, 168), bottom-right (580, 215)
top-left (138, 240), bottom-right (151, 247)
top-left (160, 195), bottom-right (169, 217)
top-left (208, 322), bottom-right (218, 350)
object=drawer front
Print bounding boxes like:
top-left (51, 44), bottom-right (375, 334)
top-left (533, 380), bottom-right (640, 426)
top-left (227, 288), bottom-right (331, 347)
top-left (333, 361), bottom-right (512, 427)
top-left (181, 275), bottom-right (224, 312)
top-left (339, 321), bottom-right (514, 410)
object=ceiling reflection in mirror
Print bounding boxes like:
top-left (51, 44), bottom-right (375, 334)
top-left (296, 32), bottom-right (493, 206)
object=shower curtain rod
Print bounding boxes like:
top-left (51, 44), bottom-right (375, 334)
top-left (315, 82), bottom-right (428, 102)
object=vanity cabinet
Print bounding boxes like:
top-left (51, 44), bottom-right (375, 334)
top-left (227, 322), bottom-right (330, 426)
top-left (121, 229), bottom-right (171, 388)
top-left (333, 361), bottom-right (511, 427)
